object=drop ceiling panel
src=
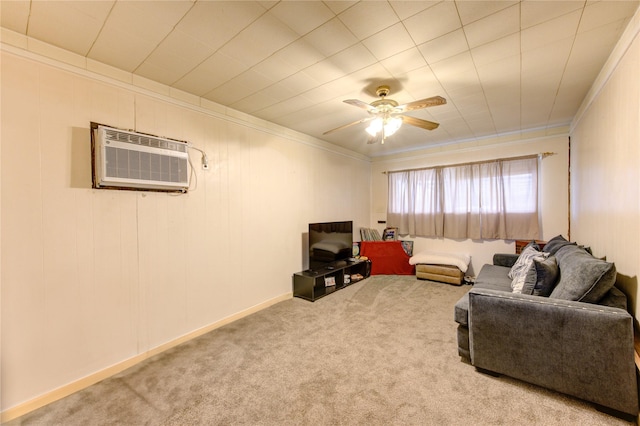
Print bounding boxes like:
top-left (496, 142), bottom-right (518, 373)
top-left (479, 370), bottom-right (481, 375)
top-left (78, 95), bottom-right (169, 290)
top-left (470, 33), bottom-right (520, 67)
top-left (418, 29), bottom-right (469, 64)
top-left (3, 0), bottom-right (637, 158)
top-left (137, 30), bottom-right (214, 85)
top-left (521, 1), bottom-right (583, 29)
top-left (403, 2), bottom-right (462, 45)
top-left (389, 1), bottom-right (439, 20)
top-left (521, 10), bottom-right (581, 52)
top-left (463, 4), bottom-right (520, 49)
top-left (303, 18), bottom-right (359, 57)
top-left (28, 1), bottom-right (111, 56)
top-left (269, 1), bottom-right (334, 36)
top-left (337, 1), bottom-right (398, 39)
top-left (380, 48), bottom-right (428, 77)
top-left (173, 51), bottom-right (249, 96)
top-left (176, 1), bottom-right (266, 50)
top-left (204, 69), bottom-right (275, 106)
top-left (363, 22), bottom-right (415, 61)
top-left (456, 1), bottom-right (518, 25)
top-left (219, 13), bottom-right (299, 68)
top-left (0, 1), bottom-right (31, 33)
top-left (579, 1), bottom-right (640, 33)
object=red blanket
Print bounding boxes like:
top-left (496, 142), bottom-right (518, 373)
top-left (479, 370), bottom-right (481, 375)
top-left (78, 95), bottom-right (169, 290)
top-left (360, 241), bottom-right (415, 275)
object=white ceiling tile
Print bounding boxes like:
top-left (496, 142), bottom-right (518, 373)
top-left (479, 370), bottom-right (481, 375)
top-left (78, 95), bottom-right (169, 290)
top-left (278, 71), bottom-right (321, 96)
top-left (219, 12), bottom-right (299, 68)
top-left (28, 1), bottom-right (113, 56)
top-left (418, 29), bottom-right (468, 64)
top-left (404, 1), bottom-right (461, 45)
top-left (463, 4), bottom-right (520, 49)
top-left (269, 1), bottom-right (334, 36)
top-left (430, 52), bottom-right (476, 80)
top-left (138, 30), bottom-right (214, 85)
top-left (6, 0), bottom-right (636, 157)
top-left (477, 56), bottom-right (520, 87)
top-left (455, 1), bottom-right (518, 25)
top-left (204, 69), bottom-right (275, 106)
top-left (521, 38), bottom-right (573, 79)
top-left (579, 1), bottom-right (640, 33)
top-left (231, 81), bottom-right (299, 113)
top-left (173, 51), bottom-right (249, 96)
top-left (324, 1), bottom-right (358, 15)
top-left (566, 21), bottom-right (627, 73)
top-left (399, 66), bottom-right (442, 95)
top-left (255, 95), bottom-right (316, 121)
top-left (521, 10), bottom-right (581, 52)
top-left (89, 1), bottom-right (190, 72)
top-left (470, 33), bottom-right (519, 67)
top-left (1, 0), bottom-right (32, 33)
top-left (363, 22), bottom-right (415, 61)
top-left (303, 18), bottom-right (358, 57)
top-left (325, 44), bottom-right (378, 75)
top-left (304, 60), bottom-right (348, 86)
top-left (176, 1), bottom-right (266, 52)
top-left (380, 48), bottom-right (428, 77)
top-left (338, 1), bottom-right (398, 39)
top-left (521, 1), bottom-right (583, 29)
top-left (389, 1), bottom-right (440, 20)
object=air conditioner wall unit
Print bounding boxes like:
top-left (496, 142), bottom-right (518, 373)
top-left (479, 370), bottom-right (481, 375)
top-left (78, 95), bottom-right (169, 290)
top-left (91, 123), bottom-right (190, 192)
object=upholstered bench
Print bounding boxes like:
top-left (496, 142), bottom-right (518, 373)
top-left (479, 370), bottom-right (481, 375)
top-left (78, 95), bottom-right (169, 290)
top-left (409, 251), bottom-right (470, 286)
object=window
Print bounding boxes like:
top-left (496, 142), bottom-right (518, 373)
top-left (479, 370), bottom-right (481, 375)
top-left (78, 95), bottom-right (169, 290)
top-left (387, 156), bottom-right (539, 239)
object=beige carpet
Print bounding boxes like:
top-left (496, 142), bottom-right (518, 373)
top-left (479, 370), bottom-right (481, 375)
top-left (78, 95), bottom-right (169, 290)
top-left (7, 276), bottom-right (632, 425)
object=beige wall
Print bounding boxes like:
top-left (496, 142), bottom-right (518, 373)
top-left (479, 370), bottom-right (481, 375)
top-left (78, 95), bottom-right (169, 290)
top-left (570, 10), bottom-right (640, 319)
top-left (370, 133), bottom-right (570, 276)
top-left (0, 49), bottom-right (371, 414)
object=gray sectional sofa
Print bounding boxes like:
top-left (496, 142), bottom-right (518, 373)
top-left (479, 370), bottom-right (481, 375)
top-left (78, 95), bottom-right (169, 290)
top-left (454, 235), bottom-right (638, 417)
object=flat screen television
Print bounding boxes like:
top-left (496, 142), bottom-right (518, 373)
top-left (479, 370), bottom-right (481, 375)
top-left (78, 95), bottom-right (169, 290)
top-left (308, 221), bottom-right (353, 271)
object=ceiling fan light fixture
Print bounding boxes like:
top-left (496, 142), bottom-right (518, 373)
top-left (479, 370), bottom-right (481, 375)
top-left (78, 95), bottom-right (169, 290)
top-left (366, 117), bottom-right (383, 136)
top-left (384, 117), bottom-right (402, 137)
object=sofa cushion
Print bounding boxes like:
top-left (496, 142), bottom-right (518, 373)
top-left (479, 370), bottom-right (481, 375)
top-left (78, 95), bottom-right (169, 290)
top-left (521, 255), bottom-right (559, 296)
top-left (509, 246), bottom-right (549, 293)
top-left (454, 264), bottom-right (511, 327)
top-left (550, 245), bottom-right (616, 303)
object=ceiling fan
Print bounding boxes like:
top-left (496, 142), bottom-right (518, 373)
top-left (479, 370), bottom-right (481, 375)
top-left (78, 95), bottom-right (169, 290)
top-left (323, 85), bottom-right (446, 144)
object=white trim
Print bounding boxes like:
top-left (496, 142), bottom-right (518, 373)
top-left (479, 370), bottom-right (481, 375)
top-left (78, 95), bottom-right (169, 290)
top-left (0, 292), bottom-right (293, 423)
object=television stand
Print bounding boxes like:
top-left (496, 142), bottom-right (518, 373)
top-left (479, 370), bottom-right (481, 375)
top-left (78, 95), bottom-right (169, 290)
top-left (293, 259), bottom-right (371, 302)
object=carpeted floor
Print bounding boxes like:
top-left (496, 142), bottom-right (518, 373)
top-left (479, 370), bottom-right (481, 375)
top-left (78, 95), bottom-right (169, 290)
top-left (7, 276), bottom-right (633, 425)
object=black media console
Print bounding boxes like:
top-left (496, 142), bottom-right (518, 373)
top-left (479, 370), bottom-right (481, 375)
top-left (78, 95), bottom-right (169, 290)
top-left (292, 259), bottom-right (371, 302)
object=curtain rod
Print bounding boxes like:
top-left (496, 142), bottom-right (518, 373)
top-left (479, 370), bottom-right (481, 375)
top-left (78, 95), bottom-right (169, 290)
top-left (382, 152), bottom-right (556, 174)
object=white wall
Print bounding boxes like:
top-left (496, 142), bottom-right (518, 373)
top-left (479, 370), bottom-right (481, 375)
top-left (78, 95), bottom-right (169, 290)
top-left (370, 133), bottom-right (570, 276)
top-left (570, 10), bottom-right (640, 319)
top-left (0, 49), bottom-right (371, 414)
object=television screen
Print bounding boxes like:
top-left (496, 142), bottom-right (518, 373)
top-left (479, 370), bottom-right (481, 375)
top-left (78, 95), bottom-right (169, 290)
top-left (308, 221), bottom-right (353, 270)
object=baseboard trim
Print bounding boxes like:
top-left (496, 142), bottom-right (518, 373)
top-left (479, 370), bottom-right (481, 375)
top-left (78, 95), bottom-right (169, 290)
top-left (1, 292), bottom-right (292, 423)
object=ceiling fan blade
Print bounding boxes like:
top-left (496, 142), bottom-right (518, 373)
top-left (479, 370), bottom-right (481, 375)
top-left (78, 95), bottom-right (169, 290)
top-left (396, 96), bottom-right (446, 112)
top-left (344, 99), bottom-right (377, 113)
top-left (323, 117), bottom-right (374, 135)
top-left (401, 115), bottom-right (440, 131)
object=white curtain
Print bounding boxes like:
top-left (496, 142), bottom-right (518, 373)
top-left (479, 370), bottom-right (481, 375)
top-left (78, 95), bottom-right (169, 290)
top-left (387, 156), bottom-right (539, 240)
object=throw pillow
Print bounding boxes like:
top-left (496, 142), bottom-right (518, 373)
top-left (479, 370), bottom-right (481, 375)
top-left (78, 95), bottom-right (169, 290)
top-left (549, 244), bottom-right (616, 303)
top-left (510, 246), bottom-right (549, 293)
top-left (508, 245), bottom-right (545, 279)
top-left (520, 255), bottom-right (559, 296)
top-left (542, 235), bottom-right (576, 255)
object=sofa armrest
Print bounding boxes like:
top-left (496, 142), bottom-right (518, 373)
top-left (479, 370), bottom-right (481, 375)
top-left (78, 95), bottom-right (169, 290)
top-left (469, 288), bottom-right (638, 415)
top-left (492, 253), bottom-right (519, 267)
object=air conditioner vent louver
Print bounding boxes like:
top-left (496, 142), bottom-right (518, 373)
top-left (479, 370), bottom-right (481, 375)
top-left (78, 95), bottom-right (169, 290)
top-left (91, 123), bottom-right (190, 192)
